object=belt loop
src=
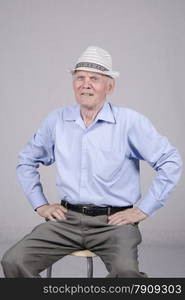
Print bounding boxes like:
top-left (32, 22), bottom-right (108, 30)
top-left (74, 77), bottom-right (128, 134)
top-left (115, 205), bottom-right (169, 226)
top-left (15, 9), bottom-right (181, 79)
top-left (63, 200), bottom-right (67, 208)
top-left (107, 207), bottom-right (111, 216)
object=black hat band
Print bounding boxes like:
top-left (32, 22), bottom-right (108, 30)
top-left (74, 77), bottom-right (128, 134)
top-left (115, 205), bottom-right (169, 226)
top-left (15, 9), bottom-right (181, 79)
top-left (75, 62), bottom-right (109, 72)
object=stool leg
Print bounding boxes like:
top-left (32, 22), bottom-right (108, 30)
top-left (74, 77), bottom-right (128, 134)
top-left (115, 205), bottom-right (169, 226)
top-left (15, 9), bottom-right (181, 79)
top-left (46, 265), bottom-right (52, 278)
top-left (87, 257), bottom-right (93, 278)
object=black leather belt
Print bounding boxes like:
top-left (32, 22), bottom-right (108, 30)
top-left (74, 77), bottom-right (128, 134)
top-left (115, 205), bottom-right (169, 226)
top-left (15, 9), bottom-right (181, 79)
top-left (61, 200), bottom-right (133, 216)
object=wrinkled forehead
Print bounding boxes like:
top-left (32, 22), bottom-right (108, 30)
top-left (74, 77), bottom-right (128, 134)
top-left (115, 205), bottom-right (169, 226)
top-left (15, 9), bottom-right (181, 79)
top-left (73, 70), bottom-right (108, 78)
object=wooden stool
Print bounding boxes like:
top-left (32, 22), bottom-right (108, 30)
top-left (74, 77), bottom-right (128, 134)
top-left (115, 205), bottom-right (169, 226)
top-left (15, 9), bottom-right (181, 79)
top-left (46, 250), bottom-right (97, 278)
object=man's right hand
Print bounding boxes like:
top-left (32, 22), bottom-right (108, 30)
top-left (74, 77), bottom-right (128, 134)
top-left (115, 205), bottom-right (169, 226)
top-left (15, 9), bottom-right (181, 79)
top-left (36, 204), bottom-right (68, 221)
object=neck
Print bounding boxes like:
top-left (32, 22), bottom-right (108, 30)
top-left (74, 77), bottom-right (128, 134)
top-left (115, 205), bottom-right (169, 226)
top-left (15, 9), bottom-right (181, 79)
top-left (80, 102), bottom-right (104, 127)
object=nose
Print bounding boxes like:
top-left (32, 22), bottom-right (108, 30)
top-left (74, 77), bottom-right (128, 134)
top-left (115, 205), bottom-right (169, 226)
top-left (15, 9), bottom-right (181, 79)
top-left (82, 77), bottom-right (91, 88)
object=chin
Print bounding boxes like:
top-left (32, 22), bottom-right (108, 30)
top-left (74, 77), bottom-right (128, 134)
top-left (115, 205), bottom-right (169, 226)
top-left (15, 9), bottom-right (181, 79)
top-left (81, 103), bottom-right (94, 110)
top-left (77, 98), bottom-right (94, 106)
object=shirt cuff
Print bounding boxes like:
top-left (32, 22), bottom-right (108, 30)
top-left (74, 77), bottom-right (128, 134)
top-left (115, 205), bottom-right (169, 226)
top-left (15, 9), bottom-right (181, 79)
top-left (27, 192), bottom-right (49, 211)
top-left (136, 191), bottom-right (164, 216)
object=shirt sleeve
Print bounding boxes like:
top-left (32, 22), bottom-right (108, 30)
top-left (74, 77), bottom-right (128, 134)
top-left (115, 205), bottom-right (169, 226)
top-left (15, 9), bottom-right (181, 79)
top-left (16, 110), bottom-right (58, 210)
top-left (128, 112), bottom-right (183, 215)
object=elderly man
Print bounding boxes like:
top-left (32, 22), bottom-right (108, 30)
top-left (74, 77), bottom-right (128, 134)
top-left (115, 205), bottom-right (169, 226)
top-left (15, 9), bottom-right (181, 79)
top-left (1, 46), bottom-right (182, 278)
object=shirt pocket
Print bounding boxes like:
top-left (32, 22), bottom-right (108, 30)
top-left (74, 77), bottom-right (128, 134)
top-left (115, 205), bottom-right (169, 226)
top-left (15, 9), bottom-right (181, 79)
top-left (92, 147), bottom-right (124, 183)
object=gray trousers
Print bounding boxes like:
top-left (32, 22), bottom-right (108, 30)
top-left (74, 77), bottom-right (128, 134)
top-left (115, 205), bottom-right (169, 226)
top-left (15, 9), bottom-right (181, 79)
top-left (1, 209), bottom-right (147, 278)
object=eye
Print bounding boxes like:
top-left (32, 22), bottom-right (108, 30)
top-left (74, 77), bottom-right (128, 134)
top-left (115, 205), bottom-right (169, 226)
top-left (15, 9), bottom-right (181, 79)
top-left (91, 76), bottom-right (99, 81)
top-left (76, 76), bottom-right (84, 81)
top-left (74, 75), bottom-right (84, 81)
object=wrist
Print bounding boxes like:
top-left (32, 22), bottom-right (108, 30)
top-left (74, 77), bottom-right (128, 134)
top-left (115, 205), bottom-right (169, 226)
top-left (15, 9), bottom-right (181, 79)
top-left (36, 204), bottom-right (49, 213)
top-left (134, 206), bottom-right (148, 218)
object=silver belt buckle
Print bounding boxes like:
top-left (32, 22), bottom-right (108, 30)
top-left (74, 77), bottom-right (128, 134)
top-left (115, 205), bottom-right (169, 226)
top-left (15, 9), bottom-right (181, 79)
top-left (82, 206), bottom-right (88, 214)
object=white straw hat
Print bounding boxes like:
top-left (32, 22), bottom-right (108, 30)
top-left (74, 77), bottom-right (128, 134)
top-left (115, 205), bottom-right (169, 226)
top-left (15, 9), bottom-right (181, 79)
top-left (70, 46), bottom-right (120, 79)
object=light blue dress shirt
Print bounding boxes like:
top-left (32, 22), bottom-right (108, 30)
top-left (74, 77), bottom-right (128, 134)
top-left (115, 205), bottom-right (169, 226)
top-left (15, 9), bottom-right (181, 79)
top-left (16, 101), bottom-right (182, 215)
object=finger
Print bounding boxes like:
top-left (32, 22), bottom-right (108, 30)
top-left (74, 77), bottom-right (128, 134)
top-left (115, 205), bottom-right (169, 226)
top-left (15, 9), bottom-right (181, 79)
top-left (108, 215), bottom-right (119, 222)
top-left (59, 205), bottom-right (68, 213)
top-left (108, 216), bottom-right (124, 225)
top-left (52, 211), bottom-right (63, 220)
top-left (55, 208), bottom-right (67, 218)
top-left (47, 215), bottom-right (57, 222)
top-left (108, 212), bottom-right (123, 223)
top-left (55, 204), bottom-right (68, 213)
top-left (52, 211), bottom-right (66, 221)
top-left (108, 218), bottom-right (131, 225)
top-left (116, 221), bottom-right (130, 226)
top-left (108, 211), bottom-right (122, 220)
top-left (108, 208), bottom-right (133, 220)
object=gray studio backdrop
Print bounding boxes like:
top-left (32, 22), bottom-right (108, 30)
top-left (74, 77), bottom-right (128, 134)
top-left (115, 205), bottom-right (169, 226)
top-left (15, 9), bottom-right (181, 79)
top-left (0, 0), bottom-right (185, 277)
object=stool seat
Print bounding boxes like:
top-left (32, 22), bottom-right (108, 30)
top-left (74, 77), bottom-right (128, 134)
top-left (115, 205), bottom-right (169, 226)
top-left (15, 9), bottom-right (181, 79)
top-left (71, 250), bottom-right (96, 257)
top-left (46, 249), bottom-right (97, 278)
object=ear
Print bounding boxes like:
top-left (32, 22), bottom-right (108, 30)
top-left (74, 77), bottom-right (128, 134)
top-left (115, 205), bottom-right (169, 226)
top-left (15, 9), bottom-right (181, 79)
top-left (106, 78), bottom-right (115, 95)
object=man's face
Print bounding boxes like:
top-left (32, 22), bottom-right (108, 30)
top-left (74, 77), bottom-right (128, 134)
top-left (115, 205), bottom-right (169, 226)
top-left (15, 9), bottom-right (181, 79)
top-left (72, 71), bottom-right (114, 109)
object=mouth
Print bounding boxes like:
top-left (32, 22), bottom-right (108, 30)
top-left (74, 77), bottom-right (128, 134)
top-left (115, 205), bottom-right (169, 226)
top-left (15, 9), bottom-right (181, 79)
top-left (81, 93), bottom-right (94, 96)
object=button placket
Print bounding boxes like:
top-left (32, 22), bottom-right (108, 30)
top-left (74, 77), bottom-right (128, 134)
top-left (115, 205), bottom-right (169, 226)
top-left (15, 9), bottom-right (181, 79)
top-left (79, 133), bottom-right (88, 198)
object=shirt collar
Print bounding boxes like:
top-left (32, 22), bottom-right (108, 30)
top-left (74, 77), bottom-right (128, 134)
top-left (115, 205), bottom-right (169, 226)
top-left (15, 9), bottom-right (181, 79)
top-left (63, 101), bottom-right (116, 124)
top-left (95, 101), bottom-right (116, 123)
top-left (63, 104), bottom-right (80, 121)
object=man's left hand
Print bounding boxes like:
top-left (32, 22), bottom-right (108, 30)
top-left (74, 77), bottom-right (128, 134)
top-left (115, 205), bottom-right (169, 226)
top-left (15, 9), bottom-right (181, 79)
top-left (108, 207), bottom-right (148, 225)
